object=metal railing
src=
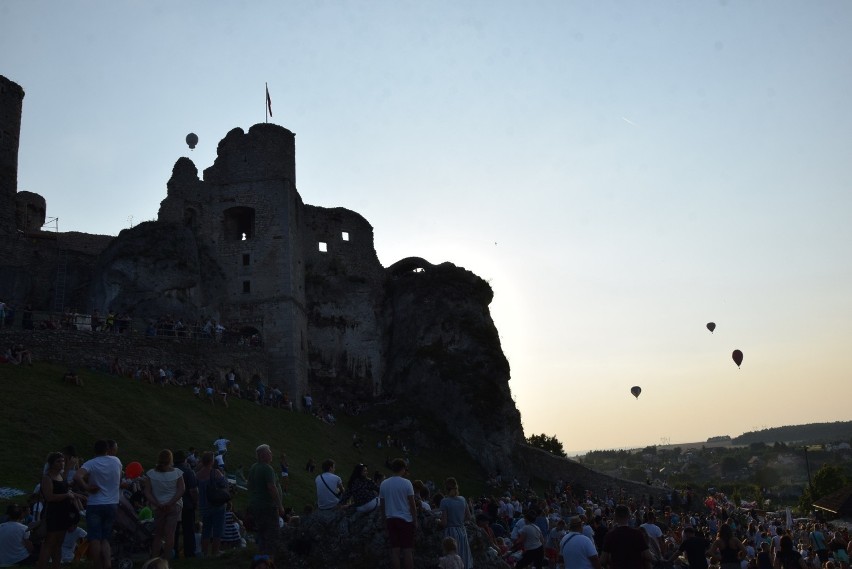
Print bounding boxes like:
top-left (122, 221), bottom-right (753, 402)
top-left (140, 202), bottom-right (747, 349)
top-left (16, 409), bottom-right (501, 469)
top-left (9, 310), bottom-right (264, 348)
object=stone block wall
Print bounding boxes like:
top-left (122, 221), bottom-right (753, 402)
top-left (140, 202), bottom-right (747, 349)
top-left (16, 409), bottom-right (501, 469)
top-left (15, 191), bottom-right (45, 231)
top-left (302, 205), bottom-right (384, 280)
top-left (301, 205), bottom-right (388, 400)
top-left (0, 75), bottom-right (25, 235)
top-left (203, 124), bottom-right (296, 185)
top-left (514, 444), bottom-right (670, 503)
top-left (0, 329), bottom-right (269, 386)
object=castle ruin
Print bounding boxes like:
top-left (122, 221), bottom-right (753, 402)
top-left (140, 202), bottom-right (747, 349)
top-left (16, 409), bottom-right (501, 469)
top-left (0, 74), bottom-right (522, 473)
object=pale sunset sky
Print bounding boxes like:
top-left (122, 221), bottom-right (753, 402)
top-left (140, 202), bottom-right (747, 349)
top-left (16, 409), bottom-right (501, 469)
top-left (2, 1), bottom-right (850, 453)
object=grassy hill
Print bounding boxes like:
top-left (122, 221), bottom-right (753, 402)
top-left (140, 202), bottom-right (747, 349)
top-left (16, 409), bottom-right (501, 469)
top-left (0, 362), bottom-right (491, 566)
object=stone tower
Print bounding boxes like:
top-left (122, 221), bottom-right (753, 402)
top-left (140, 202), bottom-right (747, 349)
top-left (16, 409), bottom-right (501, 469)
top-left (0, 75), bottom-right (25, 235)
top-left (159, 123), bottom-right (308, 397)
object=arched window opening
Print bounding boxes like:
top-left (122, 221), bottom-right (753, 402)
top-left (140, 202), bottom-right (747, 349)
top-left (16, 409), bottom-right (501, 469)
top-left (223, 207), bottom-right (255, 242)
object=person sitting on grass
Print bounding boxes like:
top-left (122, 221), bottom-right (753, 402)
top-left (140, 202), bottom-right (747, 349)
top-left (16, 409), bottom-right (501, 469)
top-left (63, 368), bottom-right (82, 386)
top-left (0, 503), bottom-right (37, 566)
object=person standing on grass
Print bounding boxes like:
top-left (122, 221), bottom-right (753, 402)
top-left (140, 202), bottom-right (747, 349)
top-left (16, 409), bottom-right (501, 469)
top-left (37, 452), bottom-right (80, 569)
top-left (379, 457), bottom-right (418, 569)
top-left (74, 439), bottom-right (122, 569)
top-left (600, 505), bottom-right (652, 569)
top-left (247, 444), bottom-right (285, 561)
top-left (143, 449), bottom-right (185, 560)
top-left (197, 452), bottom-right (227, 557)
top-left (173, 449), bottom-right (198, 559)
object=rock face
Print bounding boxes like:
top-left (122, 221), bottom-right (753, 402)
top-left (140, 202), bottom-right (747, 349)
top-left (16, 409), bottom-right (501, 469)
top-left (0, 79), bottom-right (525, 475)
top-left (383, 259), bottom-right (523, 475)
top-left (89, 221), bottom-right (225, 317)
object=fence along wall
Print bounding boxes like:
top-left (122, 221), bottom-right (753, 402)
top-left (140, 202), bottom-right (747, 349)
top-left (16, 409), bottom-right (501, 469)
top-left (0, 329), bottom-right (275, 391)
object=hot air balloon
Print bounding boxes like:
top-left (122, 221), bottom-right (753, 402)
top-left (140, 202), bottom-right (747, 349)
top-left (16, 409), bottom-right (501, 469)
top-left (706, 322), bottom-right (716, 333)
top-left (732, 349), bottom-right (743, 368)
top-left (631, 386), bottom-right (642, 399)
top-left (186, 133), bottom-right (198, 150)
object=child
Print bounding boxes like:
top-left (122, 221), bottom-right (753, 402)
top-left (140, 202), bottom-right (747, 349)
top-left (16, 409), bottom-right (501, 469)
top-left (439, 536), bottom-right (464, 569)
top-left (61, 521), bottom-right (88, 564)
top-left (222, 503), bottom-right (246, 549)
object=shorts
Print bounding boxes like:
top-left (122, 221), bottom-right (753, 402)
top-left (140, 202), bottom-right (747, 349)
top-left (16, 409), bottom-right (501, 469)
top-left (545, 547), bottom-right (558, 562)
top-left (386, 517), bottom-right (415, 549)
top-left (86, 503), bottom-right (118, 540)
top-left (201, 507), bottom-right (226, 539)
top-left (154, 504), bottom-right (182, 536)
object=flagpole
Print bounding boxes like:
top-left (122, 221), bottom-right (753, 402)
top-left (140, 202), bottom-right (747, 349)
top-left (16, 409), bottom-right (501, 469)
top-left (265, 82), bottom-right (268, 123)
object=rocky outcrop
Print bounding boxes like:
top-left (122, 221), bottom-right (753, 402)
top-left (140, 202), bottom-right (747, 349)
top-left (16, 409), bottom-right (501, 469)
top-left (382, 260), bottom-right (523, 475)
top-left (89, 221), bottom-right (226, 319)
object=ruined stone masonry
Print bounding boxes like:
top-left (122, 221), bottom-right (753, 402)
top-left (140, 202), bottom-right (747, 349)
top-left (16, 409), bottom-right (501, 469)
top-left (0, 74), bottom-right (523, 473)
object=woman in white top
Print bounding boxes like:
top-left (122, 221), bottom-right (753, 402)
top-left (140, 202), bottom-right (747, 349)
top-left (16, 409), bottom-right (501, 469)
top-left (143, 449), bottom-right (185, 560)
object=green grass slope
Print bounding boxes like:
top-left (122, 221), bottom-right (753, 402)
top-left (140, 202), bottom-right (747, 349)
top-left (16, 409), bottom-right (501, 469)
top-left (0, 363), bottom-right (489, 513)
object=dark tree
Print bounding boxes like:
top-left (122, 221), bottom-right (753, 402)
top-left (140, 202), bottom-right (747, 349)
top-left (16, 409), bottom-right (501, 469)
top-left (527, 433), bottom-right (567, 458)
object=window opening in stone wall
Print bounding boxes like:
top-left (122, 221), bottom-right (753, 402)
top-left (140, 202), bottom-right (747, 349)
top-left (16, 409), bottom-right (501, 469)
top-left (318, 242), bottom-right (327, 253)
top-left (242, 254), bottom-right (250, 266)
top-left (341, 231), bottom-right (349, 241)
top-left (243, 280), bottom-right (251, 293)
top-left (223, 206), bottom-right (255, 242)
top-left (239, 327), bottom-right (262, 347)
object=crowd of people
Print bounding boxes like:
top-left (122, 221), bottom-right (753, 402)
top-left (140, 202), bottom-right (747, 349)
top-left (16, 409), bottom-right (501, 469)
top-left (0, 302), bottom-right (264, 348)
top-left (2, 435), bottom-right (851, 569)
top-left (1, 342), bottom-right (33, 365)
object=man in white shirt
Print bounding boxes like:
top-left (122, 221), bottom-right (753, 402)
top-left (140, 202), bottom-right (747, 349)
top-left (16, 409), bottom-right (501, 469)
top-left (315, 459), bottom-right (343, 510)
top-left (641, 511), bottom-right (665, 554)
top-left (74, 439), bottom-right (122, 569)
top-left (561, 516), bottom-right (602, 569)
top-left (379, 458), bottom-right (417, 569)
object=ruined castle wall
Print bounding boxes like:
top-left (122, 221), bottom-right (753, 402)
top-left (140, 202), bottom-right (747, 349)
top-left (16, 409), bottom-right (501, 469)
top-left (0, 329), bottom-right (269, 386)
top-left (58, 231), bottom-right (113, 256)
top-left (158, 157), bottom-right (205, 227)
top-left (203, 124), bottom-right (296, 185)
top-left (15, 191), bottom-right (45, 231)
top-left (302, 205), bottom-right (388, 400)
top-left (0, 236), bottom-right (104, 312)
top-left (514, 445), bottom-right (670, 503)
top-left (193, 124), bottom-right (307, 400)
top-left (0, 76), bottom-right (25, 234)
top-left (301, 206), bottom-right (384, 278)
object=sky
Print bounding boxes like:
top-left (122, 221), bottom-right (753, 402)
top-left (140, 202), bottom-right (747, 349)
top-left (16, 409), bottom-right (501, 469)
top-left (3, 1), bottom-right (851, 454)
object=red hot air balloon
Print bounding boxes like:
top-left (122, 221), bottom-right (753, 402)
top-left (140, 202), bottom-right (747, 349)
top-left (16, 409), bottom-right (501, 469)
top-left (706, 322), bottom-right (716, 333)
top-left (732, 349), bottom-right (743, 368)
top-left (631, 386), bottom-right (642, 399)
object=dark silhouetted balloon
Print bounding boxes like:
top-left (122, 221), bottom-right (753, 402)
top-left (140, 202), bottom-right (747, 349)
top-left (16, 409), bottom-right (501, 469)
top-left (706, 322), bottom-right (716, 333)
top-left (732, 349), bottom-right (743, 368)
top-left (631, 386), bottom-right (642, 399)
top-left (186, 133), bottom-right (198, 150)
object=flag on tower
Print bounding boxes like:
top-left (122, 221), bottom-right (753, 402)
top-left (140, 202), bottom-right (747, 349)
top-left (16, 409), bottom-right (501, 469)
top-left (266, 84), bottom-right (273, 118)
